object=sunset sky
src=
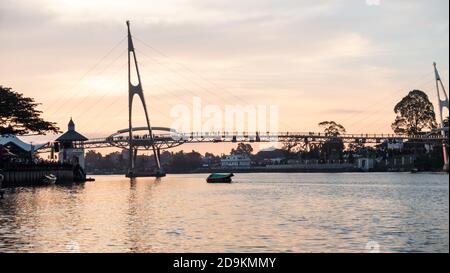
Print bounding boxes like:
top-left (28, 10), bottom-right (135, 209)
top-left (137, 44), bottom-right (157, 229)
top-left (1, 0), bottom-right (449, 153)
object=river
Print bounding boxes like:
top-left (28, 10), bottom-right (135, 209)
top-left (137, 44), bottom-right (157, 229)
top-left (0, 173), bottom-right (448, 253)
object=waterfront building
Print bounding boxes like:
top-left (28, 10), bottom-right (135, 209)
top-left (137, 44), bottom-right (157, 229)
top-left (269, 158), bottom-right (285, 165)
top-left (221, 155), bottom-right (252, 168)
top-left (357, 157), bottom-right (375, 171)
top-left (55, 119), bottom-right (88, 169)
top-left (0, 135), bottom-right (46, 159)
top-left (377, 139), bottom-right (404, 151)
top-left (387, 139), bottom-right (404, 150)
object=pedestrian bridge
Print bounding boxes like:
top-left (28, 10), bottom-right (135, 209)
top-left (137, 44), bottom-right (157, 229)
top-left (82, 126), bottom-right (448, 150)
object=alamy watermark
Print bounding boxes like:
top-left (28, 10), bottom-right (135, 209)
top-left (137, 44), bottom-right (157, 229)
top-left (169, 97), bottom-right (280, 149)
top-left (366, 0), bottom-right (381, 6)
top-left (365, 241), bottom-right (381, 253)
top-left (66, 240), bottom-right (80, 253)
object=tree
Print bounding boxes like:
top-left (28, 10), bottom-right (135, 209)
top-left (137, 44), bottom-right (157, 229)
top-left (166, 150), bottom-right (203, 173)
top-left (391, 90), bottom-right (437, 135)
top-left (281, 137), bottom-right (301, 159)
top-left (318, 121), bottom-right (346, 136)
top-left (0, 85), bottom-right (60, 135)
top-left (85, 150), bottom-right (103, 162)
top-left (231, 143), bottom-right (253, 156)
top-left (347, 142), bottom-right (366, 153)
top-left (300, 144), bottom-right (321, 160)
top-left (318, 121), bottom-right (346, 160)
top-left (321, 139), bottom-right (345, 161)
top-left (204, 152), bottom-right (216, 158)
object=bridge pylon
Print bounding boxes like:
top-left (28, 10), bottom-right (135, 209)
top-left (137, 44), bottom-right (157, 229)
top-left (434, 62), bottom-right (449, 172)
top-left (126, 21), bottom-right (165, 177)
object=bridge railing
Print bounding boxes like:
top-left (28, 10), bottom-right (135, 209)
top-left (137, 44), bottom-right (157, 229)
top-left (82, 131), bottom-right (447, 146)
top-left (168, 131), bottom-right (445, 140)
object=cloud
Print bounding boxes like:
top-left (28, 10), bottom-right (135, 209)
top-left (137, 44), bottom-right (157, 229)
top-left (0, 0), bottom-right (448, 141)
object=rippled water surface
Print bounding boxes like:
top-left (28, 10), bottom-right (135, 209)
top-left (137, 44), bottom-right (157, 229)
top-left (0, 173), bottom-right (448, 253)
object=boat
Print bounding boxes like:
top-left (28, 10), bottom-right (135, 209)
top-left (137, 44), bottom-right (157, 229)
top-left (42, 174), bottom-right (57, 185)
top-left (206, 173), bottom-right (234, 183)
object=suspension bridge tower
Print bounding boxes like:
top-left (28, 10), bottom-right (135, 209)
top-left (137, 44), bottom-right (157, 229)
top-left (434, 62), bottom-right (449, 172)
top-left (126, 21), bottom-right (165, 178)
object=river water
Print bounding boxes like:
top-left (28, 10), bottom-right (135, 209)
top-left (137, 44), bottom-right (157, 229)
top-left (0, 173), bottom-right (448, 253)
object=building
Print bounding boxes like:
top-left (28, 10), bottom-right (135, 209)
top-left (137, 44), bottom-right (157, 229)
top-left (377, 139), bottom-right (404, 151)
top-left (357, 157), bottom-right (375, 171)
top-left (269, 158), bottom-right (285, 165)
top-left (55, 119), bottom-right (88, 169)
top-left (387, 139), bottom-right (404, 150)
top-left (0, 135), bottom-right (46, 159)
top-left (221, 155), bottom-right (251, 168)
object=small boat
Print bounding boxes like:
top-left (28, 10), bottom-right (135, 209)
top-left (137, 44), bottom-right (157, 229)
top-left (42, 174), bottom-right (57, 185)
top-left (411, 168), bottom-right (419, 174)
top-left (207, 173), bottom-right (234, 183)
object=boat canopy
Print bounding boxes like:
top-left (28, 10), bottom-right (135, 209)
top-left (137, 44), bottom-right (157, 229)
top-left (207, 173), bottom-right (234, 179)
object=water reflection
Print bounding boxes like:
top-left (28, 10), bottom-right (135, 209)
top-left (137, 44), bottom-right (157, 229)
top-left (0, 173), bottom-right (448, 253)
top-left (126, 178), bottom-right (162, 252)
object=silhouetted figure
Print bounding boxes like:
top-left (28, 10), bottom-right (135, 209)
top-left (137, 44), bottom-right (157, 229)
top-left (0, 172), bottom-right (4, 199)
top-left (73, 163), bottom-right (86, 182)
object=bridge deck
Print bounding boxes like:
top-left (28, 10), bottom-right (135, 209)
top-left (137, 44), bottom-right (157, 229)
top-left (81, 131), bottom-right (448, 149)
